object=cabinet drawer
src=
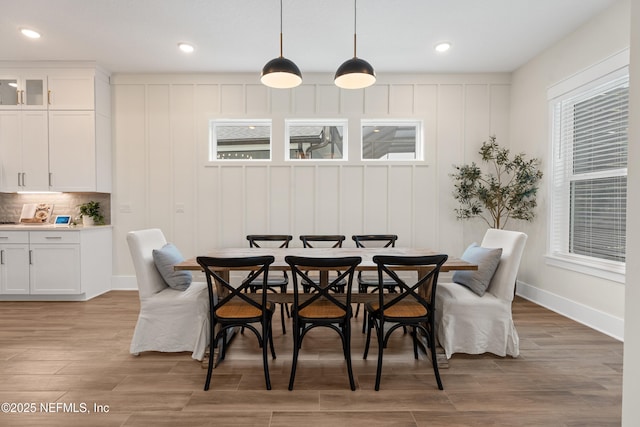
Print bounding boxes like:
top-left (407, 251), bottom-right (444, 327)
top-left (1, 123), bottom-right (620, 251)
top-left (29, 231), bottom-right (80, 244)
top-left (0, 231), bottom-right (29, 244)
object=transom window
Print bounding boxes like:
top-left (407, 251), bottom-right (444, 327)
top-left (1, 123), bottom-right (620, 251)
top-left (209, 120), bottom-right (271, 161)
top-left (285, 120), bottom-right (347, 160)
top-left (361, 120), bottom-right (422, 160)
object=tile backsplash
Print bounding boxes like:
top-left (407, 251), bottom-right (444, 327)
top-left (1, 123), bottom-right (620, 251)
top-left (0, 193), bottom-right (111, 224)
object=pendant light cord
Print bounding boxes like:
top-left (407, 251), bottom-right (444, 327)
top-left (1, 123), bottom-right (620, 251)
top-left (279, 0), bottom-right (284, 58)
top-left (353, 0), bottom-right (358, 58)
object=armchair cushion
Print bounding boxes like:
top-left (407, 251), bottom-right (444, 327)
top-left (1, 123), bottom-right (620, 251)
top-left (152, 243), bottom-right (192, 291)
top-left (452, 243), bottom-right (502, 296)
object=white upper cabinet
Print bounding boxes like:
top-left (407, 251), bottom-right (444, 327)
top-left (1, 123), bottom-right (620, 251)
top-left (0, 110), bottom-right (49, 192)
top-left (47, 72), bottom-right (95, 110)
top-left (0, 73), bottom-right (48, 110)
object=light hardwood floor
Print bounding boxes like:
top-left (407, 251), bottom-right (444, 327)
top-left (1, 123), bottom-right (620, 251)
top-left (0, 291), bottom-right (622, 426)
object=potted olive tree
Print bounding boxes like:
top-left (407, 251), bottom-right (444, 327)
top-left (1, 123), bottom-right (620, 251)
top-left (78, 201), bottom-right (105, 226)
top-left (451, 136), bottom-right (543, 229)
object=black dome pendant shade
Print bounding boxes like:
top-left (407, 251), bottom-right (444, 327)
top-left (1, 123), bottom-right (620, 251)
top-left (261, 0), bottom-right (302, 89)
top-left (334, 0), bottom-right (376, 89)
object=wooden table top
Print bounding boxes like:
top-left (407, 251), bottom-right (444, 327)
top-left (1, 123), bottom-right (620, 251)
top-left (175, 247), bottom-right (476, 272)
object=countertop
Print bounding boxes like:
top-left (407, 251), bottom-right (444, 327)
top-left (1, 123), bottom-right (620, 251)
top-left (0, 224), bottom-right (112, 231)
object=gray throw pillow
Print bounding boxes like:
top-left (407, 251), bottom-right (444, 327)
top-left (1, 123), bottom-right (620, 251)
top-left (452, 243), bottom-right (502, 296)
top-left (152, 243), bottom-right (192, 291)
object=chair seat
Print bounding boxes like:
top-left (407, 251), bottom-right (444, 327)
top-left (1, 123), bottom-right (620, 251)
top-left (217, 300), bottom-right (274, 319)
top-left (298, 300), bottom-right (347, 319)
top-left (358, 273), bottom-right (397, 288)
top-left (365, 300), bottom-right (427, 319)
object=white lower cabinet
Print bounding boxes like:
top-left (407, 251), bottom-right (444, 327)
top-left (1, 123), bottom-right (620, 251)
top-left (0, 232), bottom-right (30, 294)
top-left (0, 228), bottom-right (111, 300)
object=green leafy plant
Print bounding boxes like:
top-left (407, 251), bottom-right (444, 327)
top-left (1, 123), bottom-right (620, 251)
top-left (78, 201), bottom-right (105, 225)
top-left (451, 136), bottom-right (543, 229)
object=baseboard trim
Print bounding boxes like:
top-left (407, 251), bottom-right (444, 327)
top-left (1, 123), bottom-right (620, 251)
top-left (112, 275), bottom-right (138, 291)
top-left (516, 280), bottom-right (624, 342)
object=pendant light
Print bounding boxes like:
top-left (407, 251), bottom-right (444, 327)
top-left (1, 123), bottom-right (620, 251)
top-left (261, 0), bottom-right (302, 89)
top-left (334, 0), bottom-right (376, 89)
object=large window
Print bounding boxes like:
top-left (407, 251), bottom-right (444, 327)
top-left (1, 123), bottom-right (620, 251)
top-left (209, 120), bottom-right (271, 161)
top-left (548, 64), bottom-right (628, 280)
top-left (361, 120), bottom-right (422, 160)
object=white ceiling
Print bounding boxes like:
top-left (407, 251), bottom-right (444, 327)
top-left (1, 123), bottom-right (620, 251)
top-left (1, 0), bottom-right (616, 75)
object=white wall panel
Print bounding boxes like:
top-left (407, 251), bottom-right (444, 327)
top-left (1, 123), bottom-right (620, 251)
top-left (341, 166), bottom-right (365, 236)
top-left (490, 84), bottom-right (511, 141)
top-left (112, 73), bottom-right (511, 277)
top-left (292, 166), bottom-right (316, 239)
top-left (362, 166), bottom-right (389, 232)
top-left (219, 166), bottom-right (245, 247)
top-left (436, 84), bottom-right (465, 256)
top-left (340, 89), bottom-right (363, 115)
top-left (390, 85), bottom-right (414, 115)
top-left (220, 84), bottom-right (244, 115)
top-left (246, 84), bottom-right (269, 115)
top-left (245, 166), bottom-right (270, 234)
top-left (269, 166), bottom-right (292, 233)
top-left (389, 166), bottom-right (415, 244)
top-left (170, 85), bottom-right (196, 252)
top-left (294, 85), bottom-right (316, 114)
top-left (365, 85), bottom-right (389, 115)
top-left (147, 85), bottom-right (172, 235)
top-left (315, 166), bottom-right (341, 233)
top-left (317, 85), bottom-right (340, 114)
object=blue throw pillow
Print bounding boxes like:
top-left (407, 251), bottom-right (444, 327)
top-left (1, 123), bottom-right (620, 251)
top-left (452, 243), bottom-right (502, 296)
top-left (152, 243), bottom-right (192, 291)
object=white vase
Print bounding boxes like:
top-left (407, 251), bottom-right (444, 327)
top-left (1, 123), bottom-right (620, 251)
top-left (83, 216), bottom-right (95, 227)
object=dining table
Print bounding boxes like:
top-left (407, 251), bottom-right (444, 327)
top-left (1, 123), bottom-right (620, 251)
top-left (175, 246), bottom-right (477, 368)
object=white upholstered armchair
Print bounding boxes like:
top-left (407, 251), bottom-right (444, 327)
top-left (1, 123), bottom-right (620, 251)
top-left (435, 229), bottom-right (527, 359)
top-left (127, 229), bottom-right (211, 360)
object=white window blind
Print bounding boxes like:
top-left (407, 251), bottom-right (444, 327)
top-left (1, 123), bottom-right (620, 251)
top-left (550, 70), bottom-right (628, 267)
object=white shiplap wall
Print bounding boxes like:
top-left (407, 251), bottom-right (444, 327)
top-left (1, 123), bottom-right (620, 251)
top-left (111, 73), bottom-right (510, 283)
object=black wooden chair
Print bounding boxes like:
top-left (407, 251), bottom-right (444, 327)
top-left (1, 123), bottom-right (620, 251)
top-left (363, 254), bottom-right (448, 391)
top-left (197, 255), bottom-right (277, 391)
top-left (285, 255), bottom-right (362, 391)
top-left (351, 234), bottom-right (398, 323)
top-left (245, 235), bottom-right (293, 334)
top-left (299, 235), bottom-right (347, 293)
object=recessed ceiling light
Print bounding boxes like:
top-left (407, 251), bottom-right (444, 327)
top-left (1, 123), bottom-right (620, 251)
top-left (434, 42), bottom-right (452, 53)
top-left (20, 28), bottom-right (41, 39)
top-left (178, 43), bottom-right (195, 53)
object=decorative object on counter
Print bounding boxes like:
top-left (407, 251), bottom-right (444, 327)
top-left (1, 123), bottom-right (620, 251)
top-left (450, 136), bottom-right (543, 229)
top-left (19, 203), bottom-right (53, 224)
top-left (78, 201), bottom-right (105, 226)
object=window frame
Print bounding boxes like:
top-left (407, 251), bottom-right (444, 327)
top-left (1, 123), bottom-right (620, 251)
top-left (546, 52), bottom-right (629, 283)
top-left (360, 119), bottom-right (423, 161)
top-left (208, 119), bottom-right (272, 162)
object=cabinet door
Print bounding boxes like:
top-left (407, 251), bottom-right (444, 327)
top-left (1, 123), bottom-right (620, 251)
top-left (0, 75), bottom-right (47, 110)
top-left (29, 244), bottom-right (81, 294)
top-left (0, 244), bottom-right (30, 294)
top-left (0, 111), bottom-right (49, 191)
top-left (0, 111), bottom-right (22, 191)
top-left (47, 75), bottom-right (94, 110)
top-left (20, 111), bottom-right (50, 190)
top-left (0, 77), bottom-right (20, 108)
top-left (48, 111), bottom-right (96, 191)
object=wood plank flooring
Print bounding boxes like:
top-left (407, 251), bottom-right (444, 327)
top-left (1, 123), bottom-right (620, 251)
top-left (0, 291), bottom-right (622, 426)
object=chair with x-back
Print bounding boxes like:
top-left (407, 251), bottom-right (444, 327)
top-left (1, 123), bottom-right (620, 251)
top-left (285, 255), bottom-right (362, 391)
top-left (299, 235), bottom-right (347, 293)
top-left (351, 234), bottom-right (398, 323)
top-left (197, 255), bottom-right (277, 391)
top-left (245, 235), bottom-right (293, 334)
top-left (363, 254), bottom-right (448, 391)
